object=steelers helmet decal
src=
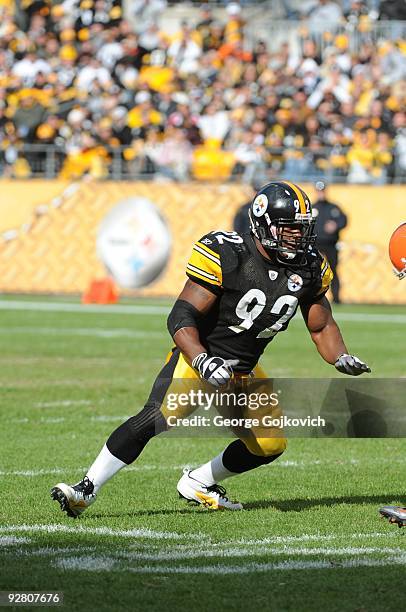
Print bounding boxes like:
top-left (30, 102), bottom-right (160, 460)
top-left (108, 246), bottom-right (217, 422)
top-left (252, 194), bottom-right (268, 217)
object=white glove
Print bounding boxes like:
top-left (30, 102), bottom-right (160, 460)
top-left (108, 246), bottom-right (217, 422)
top-left (192, 353), bottom-right (239, 387)
top-left (334, 353), bottom-right (371, 376)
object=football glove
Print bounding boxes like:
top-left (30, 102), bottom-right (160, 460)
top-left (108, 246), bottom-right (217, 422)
top-left (334, 353), bottom-right (371, 376)
top-left (192, 352), bottom-right (238, 387)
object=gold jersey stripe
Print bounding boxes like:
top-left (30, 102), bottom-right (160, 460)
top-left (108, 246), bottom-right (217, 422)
top-left (196, 240), bottom-right (220, 260)
top-left (321, 258), bottom-right (329, 276)
top-left (186, 266), bottom-right (222, 287)
top-left (193, 244), bottom-right (222, 268)
top-left (282, 180), bottom-right (307, 215)
top-left (187, 263), bottom-right (219, 282)
top-left (318, 260), bottom-right (334, 294)
top-left (188, 248), bottom-right (223, 285)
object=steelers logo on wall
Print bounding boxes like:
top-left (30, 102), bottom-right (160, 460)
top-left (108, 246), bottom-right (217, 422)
top-left (97, 197), bottom-right (172, 289)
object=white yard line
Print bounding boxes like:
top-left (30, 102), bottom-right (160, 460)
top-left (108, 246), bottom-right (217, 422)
top-left (1, 456), bottom-right (405, 479)
top-left (4, 546), bottom-right (97, 560)
top-left (10, 417), bottom-right (66, 424)
top-left (7, 541), bottom-right (402, 562)
top-left (91, 415), bottom-right (131, 422)
top-left (0, 536), bottom-right (31, 546)
top-left (35, 400), bottom-right (92, 408)
top-left (3, 525), bottom-right (404, 575)
top-left (0, 300), bottom-right (405, 324)
top-left (52, 555), bottom-right (406, 573)
top-left (8, 414), bottom-right (127, 424)
top-left (0, 300), bottom-right (169, 315)
top-left (56, 556), bottom-right (116, 572)
top-left (0, 464), bottom-right (187, 477)
top-left (0, 524), bottom-right (204, 541)
top-left (0, 327), bottom-right (166, 339)
top-left (0, 468), bottom-right (69, 477)
top-left (0, 463), bottom-right (189, 478)
top-left (4, 536), bottom-right (403, 572)
top-left (113, 545), bottom-right (404, 562)
top-left (125, 464), bottom-right (187, 473)
top-left (229, 532), bottom-right (400, 548)
top-left (127, 556), bottom-right (406, 574)
top-left (0, 525), bottom-right (397, 547)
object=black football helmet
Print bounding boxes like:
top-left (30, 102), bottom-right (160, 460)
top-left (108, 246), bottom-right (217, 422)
top-left (249, 180), bottom-right (317, 265)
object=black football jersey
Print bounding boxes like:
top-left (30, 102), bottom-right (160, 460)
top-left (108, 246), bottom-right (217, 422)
top-left (186, 230), bottom-right (333, 373)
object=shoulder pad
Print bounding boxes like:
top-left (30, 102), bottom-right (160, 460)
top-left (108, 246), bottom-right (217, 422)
top-left (186, 230), bottom-right (247, 290)
top-left (208, 230), bottom-right (245, 249)
top-left (186, 233), bottom-right (223, 290)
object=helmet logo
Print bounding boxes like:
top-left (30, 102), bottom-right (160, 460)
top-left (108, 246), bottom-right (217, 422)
top-left (253, 194), bottom-right (268, 217)
top-left (288, 274), bottom-right (303, 292)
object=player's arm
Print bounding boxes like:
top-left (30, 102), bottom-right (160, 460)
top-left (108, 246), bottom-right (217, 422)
top-left (300, 296), bottom-right (371, 375)
top-left (168, 279), bottom-right (216, 363)
top-left (167, 234), bottom-right (237, 386)
top-left (301, 296), bottom-right (346, 364)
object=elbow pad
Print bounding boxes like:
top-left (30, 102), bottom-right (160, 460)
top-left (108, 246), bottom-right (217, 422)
top-left (167, 299), bottom-right (202, 338)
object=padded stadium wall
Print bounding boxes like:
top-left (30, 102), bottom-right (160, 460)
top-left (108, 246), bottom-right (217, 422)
top-left (0, 180), bottom-right (404, 304)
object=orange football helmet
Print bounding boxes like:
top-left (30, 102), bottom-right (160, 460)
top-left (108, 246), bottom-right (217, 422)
top-left (389, 222), bottom-right (406, 280)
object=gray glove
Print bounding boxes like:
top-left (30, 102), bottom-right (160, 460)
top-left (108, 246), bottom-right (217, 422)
top-left (192, 353), bottom-right (239, 387)
top-left (334, 353), bottom-right (371, 376)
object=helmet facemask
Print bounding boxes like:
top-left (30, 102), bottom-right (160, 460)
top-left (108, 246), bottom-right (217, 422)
top-left (250, 210), bottom-right (316, 266)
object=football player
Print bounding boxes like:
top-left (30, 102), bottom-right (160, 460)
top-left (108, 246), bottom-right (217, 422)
top-left (378, 223), bottom-right (405, 527)
top-left (51, 181), bottom-right (370, 516)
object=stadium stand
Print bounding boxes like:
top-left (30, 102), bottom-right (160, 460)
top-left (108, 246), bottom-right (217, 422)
top-left (0, 0), bottom-right (404, 182)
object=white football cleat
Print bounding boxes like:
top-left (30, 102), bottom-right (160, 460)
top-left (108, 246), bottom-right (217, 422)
top-left (177, 469), bottom-right (243, 510)
top-left (379, 506), bottom-right (406, 527)
top-left (51, 477), bottom-right (97, 518)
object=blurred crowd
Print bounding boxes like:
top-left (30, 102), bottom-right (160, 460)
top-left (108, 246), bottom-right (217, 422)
top-left (0, 0), bottom-right (405, 183)
top-left (278, 0), bottom-right (406, 22)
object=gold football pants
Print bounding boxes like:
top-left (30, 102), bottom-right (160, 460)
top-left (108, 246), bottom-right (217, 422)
top-left (145, 348), bottom-right (287, 458)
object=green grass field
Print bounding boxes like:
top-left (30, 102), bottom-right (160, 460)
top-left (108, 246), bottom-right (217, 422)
top-left (0, 297), bottom-right (405, 611)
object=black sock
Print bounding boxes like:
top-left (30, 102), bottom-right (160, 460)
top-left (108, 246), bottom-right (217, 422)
top-left (222, 439), bottom-right (282, 474)
top-left (106, 405), bottom-right (167, 464)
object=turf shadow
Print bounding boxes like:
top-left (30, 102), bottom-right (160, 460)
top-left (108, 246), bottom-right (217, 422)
top-left (244, 493), bottom-right (405, 512)
top-left (83, 494), bottom-right (404, 518)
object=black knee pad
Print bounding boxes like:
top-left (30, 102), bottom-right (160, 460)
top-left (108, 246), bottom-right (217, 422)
top-left (106, 404), bottom-right (167, 464)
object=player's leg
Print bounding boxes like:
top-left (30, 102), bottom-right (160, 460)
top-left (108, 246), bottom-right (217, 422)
top-left (178, 367), bottom-right (286, 509)
top-left (178, 437), bottom-right (284, 509)
top-left (51, 349), bottom-right (182, 517)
